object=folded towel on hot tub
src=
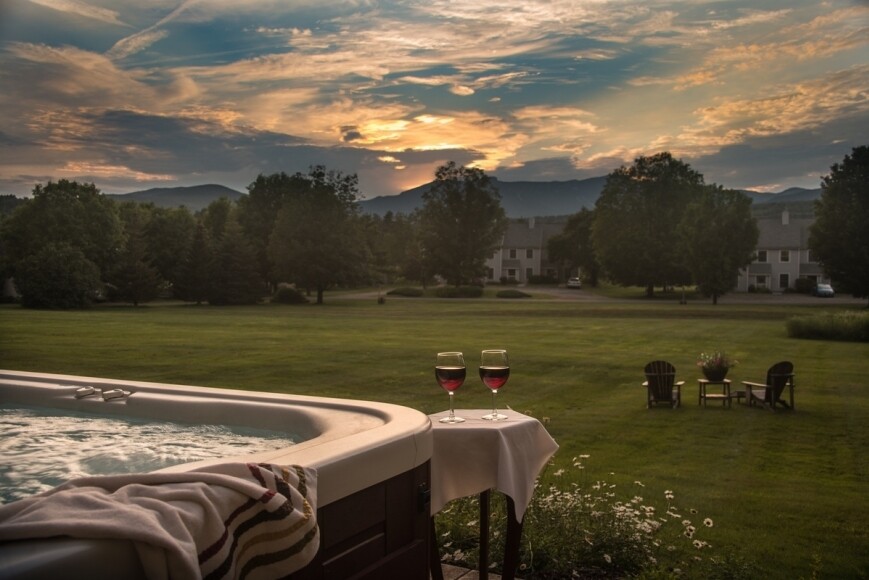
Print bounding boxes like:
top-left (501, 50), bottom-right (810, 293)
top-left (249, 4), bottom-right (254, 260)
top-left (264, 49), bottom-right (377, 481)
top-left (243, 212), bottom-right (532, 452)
top-left (0, 462), bottom-right (319, 580)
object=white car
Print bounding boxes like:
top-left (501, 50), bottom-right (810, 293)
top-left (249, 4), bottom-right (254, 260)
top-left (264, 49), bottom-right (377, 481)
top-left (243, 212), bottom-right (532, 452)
top-left (567, 277), bottom-right (582, 289)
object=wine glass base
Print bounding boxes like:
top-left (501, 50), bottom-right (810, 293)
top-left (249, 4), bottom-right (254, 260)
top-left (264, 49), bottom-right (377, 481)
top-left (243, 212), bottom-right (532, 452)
top-left (439, 415), bottom-right (465, 423)
top-left (482, 412), bottom-right (508, 421)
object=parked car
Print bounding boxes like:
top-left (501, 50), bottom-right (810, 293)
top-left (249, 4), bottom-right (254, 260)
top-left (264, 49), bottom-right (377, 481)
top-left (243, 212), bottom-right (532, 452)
top-left (813, 283), bottom-right (835, 297)
top-left (567, 277), bottom-right (582, 289)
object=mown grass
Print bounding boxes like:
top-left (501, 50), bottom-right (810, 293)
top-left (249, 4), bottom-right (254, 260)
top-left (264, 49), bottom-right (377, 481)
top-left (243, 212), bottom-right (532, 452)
top-left (1, 298), bottom-right (868, 578)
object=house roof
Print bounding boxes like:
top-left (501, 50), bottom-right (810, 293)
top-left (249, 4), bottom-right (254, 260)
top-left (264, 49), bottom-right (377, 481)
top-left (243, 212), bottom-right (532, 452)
top-left (756, 215), bottom-right (814, 249)
top-left (501, 219), bottom-right (565, 248)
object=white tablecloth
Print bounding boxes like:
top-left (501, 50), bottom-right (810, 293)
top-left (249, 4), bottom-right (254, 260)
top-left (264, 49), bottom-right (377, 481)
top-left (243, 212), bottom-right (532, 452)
top-left (429, 410), bottom-right (558, 522)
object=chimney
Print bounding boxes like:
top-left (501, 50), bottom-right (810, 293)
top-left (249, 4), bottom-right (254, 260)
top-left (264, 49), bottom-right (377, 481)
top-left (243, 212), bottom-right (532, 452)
top-left (782, 208), bottom-right (790, 226)
top-left (528, 217), bottom-right (535, 229)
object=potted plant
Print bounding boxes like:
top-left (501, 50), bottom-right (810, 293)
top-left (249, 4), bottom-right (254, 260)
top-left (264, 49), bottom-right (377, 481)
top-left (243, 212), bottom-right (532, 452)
top-left (697, 351), bottom-right (738, 381)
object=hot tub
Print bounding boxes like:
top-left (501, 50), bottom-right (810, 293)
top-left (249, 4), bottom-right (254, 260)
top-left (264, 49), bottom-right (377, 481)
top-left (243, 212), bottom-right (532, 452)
top-left (0, 370), bottom-right (433, 579)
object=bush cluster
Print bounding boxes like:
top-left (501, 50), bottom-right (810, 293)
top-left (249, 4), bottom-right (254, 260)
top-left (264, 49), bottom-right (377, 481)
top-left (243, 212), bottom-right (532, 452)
top-left (528, 274), bottom-right (558, 285)
top-left (499, 276), bottom-right (519, 285)
top-left (786, 311), bottom-right (869, 342)
top-left (271, 286), bottom-right (308, 304)
top-left (435, 286), bottom-right (484, 298)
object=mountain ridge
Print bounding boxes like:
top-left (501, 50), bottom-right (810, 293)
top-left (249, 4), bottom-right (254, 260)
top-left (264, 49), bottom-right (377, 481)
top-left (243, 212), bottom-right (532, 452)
top-left (104, 179), bottom-right (821, 218)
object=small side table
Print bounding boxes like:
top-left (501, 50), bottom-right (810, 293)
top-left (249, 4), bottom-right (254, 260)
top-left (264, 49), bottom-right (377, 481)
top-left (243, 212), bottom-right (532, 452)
top-left (428, 410), bottom-right (558, 580)
top-left (698, 379), bottom-right (732, 407)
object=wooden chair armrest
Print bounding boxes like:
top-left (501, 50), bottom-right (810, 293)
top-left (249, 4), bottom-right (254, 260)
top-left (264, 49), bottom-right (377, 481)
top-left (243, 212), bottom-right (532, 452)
top-left (674, 381), bottom-right (685, 387)
top-left (741, 381), bottom-right (768, 388)
top-left (642, 381), bottom-right (649, 387)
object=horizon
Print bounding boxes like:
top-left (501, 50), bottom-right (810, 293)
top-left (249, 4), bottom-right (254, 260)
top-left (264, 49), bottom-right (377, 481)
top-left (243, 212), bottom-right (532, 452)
top-left (1, 1), bottom-right (866, 198)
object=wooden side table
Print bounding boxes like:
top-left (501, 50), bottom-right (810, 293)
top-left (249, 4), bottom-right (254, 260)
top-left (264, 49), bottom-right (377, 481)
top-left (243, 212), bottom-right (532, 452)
top-left (698, 378), bottom-right (732, 407)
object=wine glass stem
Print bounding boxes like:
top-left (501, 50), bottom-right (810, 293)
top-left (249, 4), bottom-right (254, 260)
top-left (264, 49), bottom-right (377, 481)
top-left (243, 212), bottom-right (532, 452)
top-left (448, 391), bottom-right (455, 420)
top-left (491, 390), bottom-right (497, 415)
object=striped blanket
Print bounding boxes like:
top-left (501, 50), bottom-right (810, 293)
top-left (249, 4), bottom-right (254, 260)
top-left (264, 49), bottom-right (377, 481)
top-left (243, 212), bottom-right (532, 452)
top-left (0, 463), bottom-right (319, 580)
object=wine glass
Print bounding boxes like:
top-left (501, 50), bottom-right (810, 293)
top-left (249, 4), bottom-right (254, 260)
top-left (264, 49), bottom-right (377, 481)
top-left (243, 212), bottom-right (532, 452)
top-left (435, 352), bottom-right (466, 424)
top-left (480, 349), bottom-right (509, 421)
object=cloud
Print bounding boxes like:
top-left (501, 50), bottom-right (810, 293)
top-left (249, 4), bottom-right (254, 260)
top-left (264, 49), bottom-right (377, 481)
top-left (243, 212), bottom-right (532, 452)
top-left (27, 0), bottom-right (129, 26)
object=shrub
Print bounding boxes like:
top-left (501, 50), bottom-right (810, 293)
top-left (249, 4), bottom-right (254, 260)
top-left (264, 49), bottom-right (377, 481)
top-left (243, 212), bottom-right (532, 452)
top-left (786, 311), bottom-right (869, 342)
top-left (497, 289), bottom-right (531, 299)
top-left (387, 287), bottom-right (424, 297)
top-left (272, 286), bottom-right (308, 304)
top-left (435, 286), bottom-right (483, 298)
top-left (499, 276), bottom-right (519, 285)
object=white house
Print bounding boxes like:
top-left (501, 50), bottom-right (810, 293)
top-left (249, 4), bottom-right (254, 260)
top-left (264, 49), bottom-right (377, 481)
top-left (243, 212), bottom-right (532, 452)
top-left (485, 217), bottom-right (568, 283)
top-left (736, 208), bottom-right (828, 292)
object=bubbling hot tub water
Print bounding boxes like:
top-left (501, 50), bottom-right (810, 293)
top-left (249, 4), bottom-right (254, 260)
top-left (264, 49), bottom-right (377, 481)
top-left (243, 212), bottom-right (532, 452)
top-left (0, 405), bottom-right (299, 503)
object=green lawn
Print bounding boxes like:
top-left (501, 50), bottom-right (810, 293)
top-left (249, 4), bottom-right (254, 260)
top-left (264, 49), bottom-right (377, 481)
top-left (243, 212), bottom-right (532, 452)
top-left (1, 297), bottom-right (868, 578)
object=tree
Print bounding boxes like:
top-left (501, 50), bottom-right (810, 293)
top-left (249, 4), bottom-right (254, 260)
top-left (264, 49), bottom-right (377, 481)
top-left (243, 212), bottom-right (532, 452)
top-left (592, 153), bottom-right (704, 296)
top-left (209, 215), bottom-right (265, 305)
top-left (145, 206), bottom-right (195, 290)
top-left (809, 146), bottom-right (869, 304)
top-left (547, 208), bottom-right (600, 286)
top-left (419, 162), bottom-right (507, 286)
top-left (0, 180), bottom-right (123, 277)
top-left (176, 222), bottom-right (213, 304)
top-left (267, 166), bottom-right (367, 304)
top-left (108, 213), bottom-right (163, 306)
top-left (15, 243), bottom-right (102, 309)
top-left (238, 172), bottom-right (311, 287)
top-left (678, 186), bottom-right (758, 304)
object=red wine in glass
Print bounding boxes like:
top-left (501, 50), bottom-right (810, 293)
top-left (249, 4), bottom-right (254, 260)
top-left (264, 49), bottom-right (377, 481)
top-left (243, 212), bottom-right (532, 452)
top-left (480, 350), bottom-right (509, 420)
top-left (479, 366), bottom-right (510, 390)
top-left (436, 366), bottom-right (467, 392)
top-left (435, 352), bottom-right (465, 423)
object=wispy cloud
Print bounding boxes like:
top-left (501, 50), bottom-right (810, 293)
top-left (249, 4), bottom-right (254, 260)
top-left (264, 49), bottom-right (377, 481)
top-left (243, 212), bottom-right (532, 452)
top-left (27, 0), bottom-right (129, 27)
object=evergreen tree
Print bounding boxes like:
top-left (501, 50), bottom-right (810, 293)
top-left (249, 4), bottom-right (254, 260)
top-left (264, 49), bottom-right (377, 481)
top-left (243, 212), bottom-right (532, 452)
top-left (209, 216), bottom-right (265, 305)
top-left (109, 216), bottom-right (162, 306)
top-left (176, 222), bottom-right (213, 304)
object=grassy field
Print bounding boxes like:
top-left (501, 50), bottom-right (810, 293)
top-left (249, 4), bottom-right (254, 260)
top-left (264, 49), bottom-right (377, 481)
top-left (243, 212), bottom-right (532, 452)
top-left (1, 295), bottom-right (868, 578)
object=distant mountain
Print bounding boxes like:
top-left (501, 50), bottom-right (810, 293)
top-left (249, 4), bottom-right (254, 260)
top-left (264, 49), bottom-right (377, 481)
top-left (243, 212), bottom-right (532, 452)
top-left (100, 180), bottom-right (822, 219)
top-left (359, 176), bottom-right (608, 218)
top-left (360, 178), bottom-right (822, 218)
top-left (106, 184), bottom-right (244, 211)
top-left (740, 187), bottom-right (822, 205)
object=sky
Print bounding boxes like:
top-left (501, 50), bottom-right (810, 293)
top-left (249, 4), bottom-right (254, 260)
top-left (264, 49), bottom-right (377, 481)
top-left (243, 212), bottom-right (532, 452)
top-left (0, 0), bottom-right (866, 199)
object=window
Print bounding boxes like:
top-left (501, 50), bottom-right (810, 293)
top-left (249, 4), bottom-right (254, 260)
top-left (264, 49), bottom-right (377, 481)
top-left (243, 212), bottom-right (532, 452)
top-left (506, 269), bottom-right (516, 279)
top-left (756, 275), bottom-right (767, 288)
top-left (780, 250), bottom-right (790, 263)
top-left (526, 249), bottom-right (533, 259)
top-left (779, 273), bottom-right (789, 290)
top-left (508, 249), bottom-right (517, 259)
top-left (757, 250), bottom-right (767, 263)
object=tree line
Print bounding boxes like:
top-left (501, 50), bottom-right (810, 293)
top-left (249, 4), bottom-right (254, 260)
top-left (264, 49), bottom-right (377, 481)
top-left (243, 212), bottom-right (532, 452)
top-left (0, 162), bottom-right (507, 308)
top-left (1, 148), bottom-right (865, 309)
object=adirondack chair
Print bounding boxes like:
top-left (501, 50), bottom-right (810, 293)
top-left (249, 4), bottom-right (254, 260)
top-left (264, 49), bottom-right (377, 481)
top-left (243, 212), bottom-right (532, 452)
top-left (642, 360), bottom-right (683, 409)
top-left (742, 361), bottom-right (795, 411)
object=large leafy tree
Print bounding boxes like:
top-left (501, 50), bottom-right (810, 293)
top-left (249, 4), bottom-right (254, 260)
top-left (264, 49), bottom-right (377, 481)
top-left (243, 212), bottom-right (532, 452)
top-left (809, 146), bottom-right (869, 304)
top-left (1, 180), bottom-right (123, 277)
top-left (592, 152), bottom-right (704, 296)
top-left (238, 172), bottom-right (313, 287)
top-left (267, 166), bottom-right (366, 304)
top-left (419, 162), bottom-right (507, 286)
top-left (547, 208), bottom-right (600, 286)
top-left (678, 186), bottom-right (758, 304)
top-left (15, 243), bottom-right (102, 309)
